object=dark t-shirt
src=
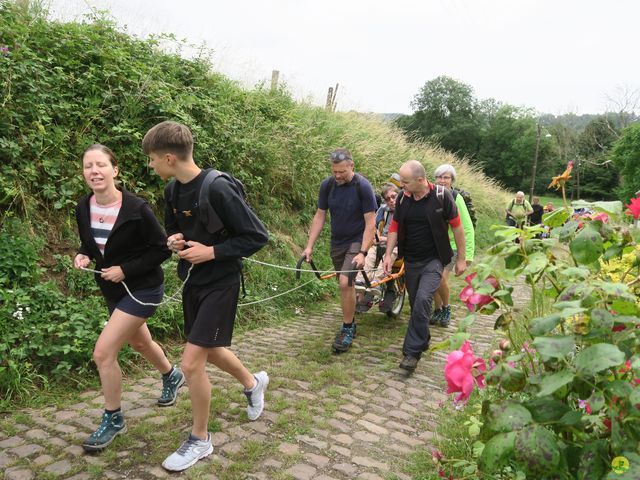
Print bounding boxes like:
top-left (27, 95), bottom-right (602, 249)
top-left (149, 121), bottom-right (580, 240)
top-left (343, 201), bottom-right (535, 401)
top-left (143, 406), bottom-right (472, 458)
top-left (402, 197), bottom-right (438, 262)
top-left (530, 204), bottom-right (544, 225)
top-left (317, 174), bottom-right (377, 246)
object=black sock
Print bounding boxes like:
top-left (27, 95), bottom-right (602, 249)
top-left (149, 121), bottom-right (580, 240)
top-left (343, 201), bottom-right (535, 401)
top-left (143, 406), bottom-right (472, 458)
top-left (162, 366), bottom-right (174, 378)
top-left (105, 407), bottom-right (121, 415)
top-left (343, 322), bottom-right (354, 329)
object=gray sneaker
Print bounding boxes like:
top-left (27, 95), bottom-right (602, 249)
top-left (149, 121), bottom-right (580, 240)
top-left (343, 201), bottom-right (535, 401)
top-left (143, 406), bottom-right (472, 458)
top-left (158, 367), bottom-right (185, 406)
top-left (244, 371), bottom-right (269, 421)
top-left (162, 433), bottom-right (213, 472)
top-left (82, 411), bottom-right (127, 452)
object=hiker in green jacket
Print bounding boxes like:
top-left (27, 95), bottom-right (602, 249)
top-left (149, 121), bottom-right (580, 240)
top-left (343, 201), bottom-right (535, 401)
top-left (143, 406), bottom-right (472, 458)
top-left (506, 191), bottom-right (533, 227)
top-left (432, 164), bottom-right (475, 326)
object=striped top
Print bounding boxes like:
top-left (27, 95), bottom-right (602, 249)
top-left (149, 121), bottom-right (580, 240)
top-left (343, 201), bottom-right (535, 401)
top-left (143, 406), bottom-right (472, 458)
top-left (90, 196), bottom-right (122, 255)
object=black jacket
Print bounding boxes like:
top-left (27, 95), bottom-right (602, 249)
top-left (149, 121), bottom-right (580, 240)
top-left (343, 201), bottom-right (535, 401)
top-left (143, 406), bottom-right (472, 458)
top-left (75, 189), bottom-right (171, 302)
top-left (393, 186), bottom-right (457, 266)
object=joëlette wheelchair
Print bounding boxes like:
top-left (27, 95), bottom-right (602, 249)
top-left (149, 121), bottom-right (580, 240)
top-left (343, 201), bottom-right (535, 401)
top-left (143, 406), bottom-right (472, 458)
top-left (295, 250), bottom-right (406, 318)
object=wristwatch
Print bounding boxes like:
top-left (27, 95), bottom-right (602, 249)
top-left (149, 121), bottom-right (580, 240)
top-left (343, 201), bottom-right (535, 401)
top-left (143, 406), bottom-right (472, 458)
top-left (359, 250), bottom-right (368, 256)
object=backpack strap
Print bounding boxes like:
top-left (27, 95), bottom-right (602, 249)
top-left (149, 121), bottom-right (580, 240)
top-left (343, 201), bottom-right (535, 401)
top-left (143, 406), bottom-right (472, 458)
top-left (199, 169), bottom-right (226, 235)
top-left (324, 174), bottom-right (363, 206)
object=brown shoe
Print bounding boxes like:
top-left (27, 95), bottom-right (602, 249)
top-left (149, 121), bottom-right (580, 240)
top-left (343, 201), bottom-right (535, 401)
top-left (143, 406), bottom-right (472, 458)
top-left (399, 355), bottom-right (418, 372)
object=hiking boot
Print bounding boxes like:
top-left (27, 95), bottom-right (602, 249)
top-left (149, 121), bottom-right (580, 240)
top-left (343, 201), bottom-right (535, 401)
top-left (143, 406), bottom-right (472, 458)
top-left (333, 325), bottom-right (355, 352)
top-left (158, 367), bottom-right (185, 407)
top-left (399, 355), bottom-right (419, 372)
top-left (244, 371), bottom-right (269, 421)
top-left (439, 305), bottom-right (451, 327)
top-left (162, 433), bottom-right (213, 472)
top-left (431, 308), bottom-right (443, 325)
top-left (379, 289), bottom-right (396, 313)
top-left (82, 411), bottom-right (127, 452)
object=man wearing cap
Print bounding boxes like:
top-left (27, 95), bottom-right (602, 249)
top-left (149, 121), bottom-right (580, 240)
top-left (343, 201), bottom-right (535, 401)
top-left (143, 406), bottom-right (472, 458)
top-left (383, 160), bottom-right (466, 373)
top-left (302, 148), bottom-right (377, 352)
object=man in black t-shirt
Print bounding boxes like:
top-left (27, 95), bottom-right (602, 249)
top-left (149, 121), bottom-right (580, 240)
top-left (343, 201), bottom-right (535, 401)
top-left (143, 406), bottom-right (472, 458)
top-left (144, 121), bottom-right (269, 473)
top-left (383, 160), bottom-right (466, 373)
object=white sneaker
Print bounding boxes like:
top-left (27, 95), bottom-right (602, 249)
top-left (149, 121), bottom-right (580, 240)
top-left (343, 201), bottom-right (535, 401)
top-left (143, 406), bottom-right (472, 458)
top-left (162, 433), bottom-right (213, 472)
top-left (244, 371), bottom-right (269, 421)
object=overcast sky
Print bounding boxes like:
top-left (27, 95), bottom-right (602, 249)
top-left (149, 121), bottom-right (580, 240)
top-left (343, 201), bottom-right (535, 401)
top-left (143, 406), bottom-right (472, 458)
top-left (47, 0), bottom-right (639, 115)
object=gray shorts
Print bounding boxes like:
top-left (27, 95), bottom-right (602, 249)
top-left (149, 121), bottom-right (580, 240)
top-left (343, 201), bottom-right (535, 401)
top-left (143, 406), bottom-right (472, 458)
top-left (445, 250), bottom-right (458, 272)
top-left (330, 242), bottom-right (361, 279)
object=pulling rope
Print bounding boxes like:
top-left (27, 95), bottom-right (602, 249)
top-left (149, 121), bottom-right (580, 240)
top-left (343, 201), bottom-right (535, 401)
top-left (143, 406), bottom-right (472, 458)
top-left (81, 254), bottom-right (375, 308)
top-left (80, 264), bottom-right (194, 307)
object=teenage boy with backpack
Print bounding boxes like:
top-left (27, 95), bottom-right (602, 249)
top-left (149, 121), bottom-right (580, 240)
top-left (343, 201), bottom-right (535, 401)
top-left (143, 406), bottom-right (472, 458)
top-left (143, 121), bottom-right (269, 472)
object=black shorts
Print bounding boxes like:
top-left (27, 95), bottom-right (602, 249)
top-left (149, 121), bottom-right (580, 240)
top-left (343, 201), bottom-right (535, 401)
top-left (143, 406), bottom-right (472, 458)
top-left (106, 285), bottom-right (164, 319)
top-left (182, 282), bottom-right (240, 348)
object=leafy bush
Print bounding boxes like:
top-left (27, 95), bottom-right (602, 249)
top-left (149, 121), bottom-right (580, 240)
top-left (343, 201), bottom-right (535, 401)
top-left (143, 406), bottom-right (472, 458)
top-left (438, 201), bottom-right (640, 479)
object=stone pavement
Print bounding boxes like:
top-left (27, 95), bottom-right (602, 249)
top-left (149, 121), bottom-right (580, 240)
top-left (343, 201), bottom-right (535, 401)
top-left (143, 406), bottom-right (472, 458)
top-left (0, 284), bottom-right (528, 480)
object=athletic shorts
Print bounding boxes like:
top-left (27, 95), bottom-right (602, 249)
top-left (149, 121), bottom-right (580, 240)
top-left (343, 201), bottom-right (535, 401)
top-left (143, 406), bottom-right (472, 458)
top-left (106, 285), bottom-right (164, 319)
top-left (182, 282), bottom-right (240, 348)
top-left (330, 242), bottom-right (361, 280)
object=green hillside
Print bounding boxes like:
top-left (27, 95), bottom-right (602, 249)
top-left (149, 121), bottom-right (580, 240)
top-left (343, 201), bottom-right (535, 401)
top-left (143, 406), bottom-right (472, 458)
top-left (0, 2), bottom-right (509, 402)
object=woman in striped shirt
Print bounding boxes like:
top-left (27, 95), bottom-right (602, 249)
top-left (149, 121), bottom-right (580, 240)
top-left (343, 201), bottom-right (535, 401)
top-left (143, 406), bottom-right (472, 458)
top-left (73, 144), bottom-right (183, 452)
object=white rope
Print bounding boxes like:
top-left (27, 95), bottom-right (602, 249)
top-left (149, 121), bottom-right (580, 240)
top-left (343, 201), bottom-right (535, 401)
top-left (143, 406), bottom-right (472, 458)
top-left (242, 256), bottom-right (377, 275)
top-left (80, 253), bottom-right (373, 308)
top-left (238, 277), bottom-right (318, 307)
top-left (80, 264), bottom-right (193, 307)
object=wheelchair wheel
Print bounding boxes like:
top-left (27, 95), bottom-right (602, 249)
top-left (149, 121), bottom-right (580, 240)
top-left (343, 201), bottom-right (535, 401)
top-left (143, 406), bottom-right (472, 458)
top-left (387, 276), bottom-right (406, 318)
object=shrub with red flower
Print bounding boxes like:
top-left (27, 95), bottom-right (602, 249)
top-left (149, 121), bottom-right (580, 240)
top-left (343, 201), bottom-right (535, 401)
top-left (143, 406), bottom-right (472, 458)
top-left (625, 196), bottom-right (640, 220)
top-left (459, 272), bottom-right (499, 312)
top-left (444, 341), bottom-right (486, 404)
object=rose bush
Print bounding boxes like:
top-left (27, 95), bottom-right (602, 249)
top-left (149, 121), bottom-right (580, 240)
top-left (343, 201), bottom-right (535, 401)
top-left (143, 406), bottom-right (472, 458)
top-left (443, 198), bottom-right (640, 479)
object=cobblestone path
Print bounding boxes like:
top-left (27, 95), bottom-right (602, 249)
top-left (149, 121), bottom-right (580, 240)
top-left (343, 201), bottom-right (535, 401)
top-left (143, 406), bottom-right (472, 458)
top-left (1, 283), bottom-right (529, 480)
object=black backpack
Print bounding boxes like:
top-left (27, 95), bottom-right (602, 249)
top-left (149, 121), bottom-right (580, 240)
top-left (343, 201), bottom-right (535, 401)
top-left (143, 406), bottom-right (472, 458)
top-left (167, 168), bottom-right (249, 235)
top-left (452, 188), bottom-right (477, 228)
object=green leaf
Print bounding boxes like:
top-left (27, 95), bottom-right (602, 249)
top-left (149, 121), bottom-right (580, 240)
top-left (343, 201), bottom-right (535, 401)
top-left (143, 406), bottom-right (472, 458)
top-left (570, 227), bottom-right (603, 265)
top-left (505, 253), bottom-right (524, 269)
top-left (537, 370), bottom-right (575, 397)
top-left (590, 308), bottom-right (614, 331)
top-left (448, 332), bottom-right (471, 350)
top-left (591, 200), bottom-right (624, 216)
top-left (576, 440), bottom-right (609, 480)
top-left (514, 425), bottom-right (560, 475)
top-left (543, 207), bottom-right (570, 228)
top-left (484, 401), bottom-right (533, 435)
top-left (478, 432), bottom-right (516, 474)
top-left (524, 397), bottom-right (571, 423)
top-left (529, 313), bottom-right (561, 336)
top-left (523, 252), bottom-right (548, 275)
top-left (588, 390), bottom-right (605, 412)
top-left (574, 343), bottom-right (625, 375)
top-left (532, 335), bottom-right (575, 361)
top-left (605, 380), bottom-right (633, 399)
top-left (558, 266), bottom-right (591, 280)
top-left (610, 299), bottom-right (639, 315)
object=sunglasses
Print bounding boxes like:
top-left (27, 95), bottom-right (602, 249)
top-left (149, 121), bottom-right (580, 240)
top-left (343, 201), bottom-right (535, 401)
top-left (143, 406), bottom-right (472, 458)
top-left (330, 151), bottom-right (351, 161)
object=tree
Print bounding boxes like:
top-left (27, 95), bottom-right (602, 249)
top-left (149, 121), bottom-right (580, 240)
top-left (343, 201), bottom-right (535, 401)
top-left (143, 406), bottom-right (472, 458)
top-left (476, 106), bottom-right (554, 193)
top-left (396, 76), bottom-right (482, 159)
top-left (574, 117), bottom-right (620, 200)
top-left (610, 122), bottom-right (640, 201)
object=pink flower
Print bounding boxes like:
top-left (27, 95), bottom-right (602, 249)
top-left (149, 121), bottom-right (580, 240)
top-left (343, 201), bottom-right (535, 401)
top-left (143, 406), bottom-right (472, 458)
top-left (444, 341), bottom-right (486, 404)
top-left (587, 212), bottom-right (609, 223)
top-left (578, 399), bottom-right (592, 414)
top-left (626, 196), bottom-right (640, 220)
top-left (432, 449), bottom-right (443, 462)
top-left (459, 273), bottom-right (499, 312)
